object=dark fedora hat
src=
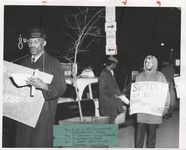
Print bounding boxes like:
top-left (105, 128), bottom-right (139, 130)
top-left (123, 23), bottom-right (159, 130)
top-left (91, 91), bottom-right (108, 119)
top-left (27, 28), bottom-right (46, 39)
top-left (108, 56), bottom-right (118, 63)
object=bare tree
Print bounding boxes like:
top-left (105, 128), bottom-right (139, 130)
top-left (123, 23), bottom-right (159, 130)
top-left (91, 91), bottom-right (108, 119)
top-left (62, 7), bottom-right (105, 121)
top-left (63, 7), bottom-right (105, 76)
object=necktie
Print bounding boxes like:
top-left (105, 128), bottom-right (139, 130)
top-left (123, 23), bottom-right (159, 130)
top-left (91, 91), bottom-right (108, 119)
top-left (32, 57), bottom-right (35, 64)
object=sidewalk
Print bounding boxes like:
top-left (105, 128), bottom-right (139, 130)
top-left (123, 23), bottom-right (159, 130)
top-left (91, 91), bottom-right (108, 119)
top-left (117, 110), bottom-right (179, 148)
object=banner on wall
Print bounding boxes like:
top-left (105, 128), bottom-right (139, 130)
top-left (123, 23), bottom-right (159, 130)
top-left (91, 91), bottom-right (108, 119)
top-left (130, 81), bottom-right (168, 116)
top-left (3, 61), bottom-right (53, 128)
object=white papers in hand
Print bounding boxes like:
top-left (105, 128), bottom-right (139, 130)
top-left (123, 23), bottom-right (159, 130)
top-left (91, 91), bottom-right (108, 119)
top-left (11, 71), bottom-right (53, 87)
top-left (118, 94), bottom-right (130, 105)
top-left (11, 73), bottom-right (32, 86)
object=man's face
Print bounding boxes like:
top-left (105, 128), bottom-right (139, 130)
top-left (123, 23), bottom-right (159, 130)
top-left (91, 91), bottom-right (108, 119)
top-left (110, 62), bottom-right (117, 70)
top-left (145, 58), bottom-right (153, 71)
top-left (28, 38), bottom-right (46, 56)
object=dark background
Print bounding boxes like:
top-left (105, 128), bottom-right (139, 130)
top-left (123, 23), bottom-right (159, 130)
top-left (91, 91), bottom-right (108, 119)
top-left (4, 6), bottom-right (181, 90)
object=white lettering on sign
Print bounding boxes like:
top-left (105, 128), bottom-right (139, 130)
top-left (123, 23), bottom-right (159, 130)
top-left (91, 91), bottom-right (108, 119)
top-left (132, 82), bottom-right (158, 92)
top-left (4, 93), bottom-right (24, 104)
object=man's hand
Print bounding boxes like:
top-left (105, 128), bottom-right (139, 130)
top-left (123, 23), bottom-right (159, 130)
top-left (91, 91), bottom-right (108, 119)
top-left (162, 106), bottom-right (169, 116)
top-left (26, 77), bottom-right (48, 90)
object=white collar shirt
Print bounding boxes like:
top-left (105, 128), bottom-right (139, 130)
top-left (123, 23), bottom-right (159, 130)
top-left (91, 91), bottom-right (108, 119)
top-left (31, 51), bottom-right (44, 63)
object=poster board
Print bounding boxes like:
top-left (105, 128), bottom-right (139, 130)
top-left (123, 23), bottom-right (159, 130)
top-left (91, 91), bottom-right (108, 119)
top-left (3, 61), bottom-right (53, 128)
top-left (130, 82), bottom-right (168, 116)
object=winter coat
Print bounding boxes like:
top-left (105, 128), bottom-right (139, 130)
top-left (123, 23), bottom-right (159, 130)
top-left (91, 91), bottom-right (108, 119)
top-left (15, 52), bottom-right (67, 147)
top-left (99, 67), bottom-right (124, 123)
top-left (161, 64), bottom-right (177, 106)
top-left (135, 55), bottom-right (170, 124)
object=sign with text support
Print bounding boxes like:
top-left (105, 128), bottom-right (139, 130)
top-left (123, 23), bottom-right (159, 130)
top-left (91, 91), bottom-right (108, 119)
top-left (129, 82), bottom-right (168, 116)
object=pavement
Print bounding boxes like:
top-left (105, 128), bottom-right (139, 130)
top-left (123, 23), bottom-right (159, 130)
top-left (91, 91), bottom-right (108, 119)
top-left (117, 110), bottom-right (179, 148)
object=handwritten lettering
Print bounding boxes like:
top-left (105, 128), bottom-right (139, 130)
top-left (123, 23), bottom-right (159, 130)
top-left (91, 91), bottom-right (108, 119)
top-left (4, 93), bottom-right (24, 104)
top-left (122, 0), bottom-right (127, 5)
top-left (132, 82), bottom-right (157, 92)
top-left (130, 82), bottom-right (168, 116)
top-left (156, 1), bottom-right (161, 7)
top-left (42, 0), bottom-right (48, 5)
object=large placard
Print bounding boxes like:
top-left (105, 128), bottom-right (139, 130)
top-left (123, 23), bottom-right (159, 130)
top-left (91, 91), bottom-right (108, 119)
top-left (130, 82), bottom-right (168, 116)
top-left (3, 61), bottom-right (53, 128)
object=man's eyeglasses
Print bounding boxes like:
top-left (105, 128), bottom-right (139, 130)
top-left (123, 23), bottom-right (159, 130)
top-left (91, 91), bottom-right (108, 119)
top-left (27, 39), bottom-right (42, 46)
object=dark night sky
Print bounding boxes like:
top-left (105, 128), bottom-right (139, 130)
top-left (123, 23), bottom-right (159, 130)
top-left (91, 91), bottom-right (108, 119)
top-left (4, 6), bottom-right (106, 69)
top-left (3, 6), bottom-right (181, 89)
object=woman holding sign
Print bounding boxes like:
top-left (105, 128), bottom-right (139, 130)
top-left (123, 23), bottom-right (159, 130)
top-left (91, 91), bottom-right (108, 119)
top-left (133, 55), bottom-right (170, 148)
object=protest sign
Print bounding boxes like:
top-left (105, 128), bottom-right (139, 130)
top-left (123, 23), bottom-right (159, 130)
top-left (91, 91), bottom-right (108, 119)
top-left (130, 82), bottom-right (168, 116)
top-left (3, 61), bottom-right (53, 128)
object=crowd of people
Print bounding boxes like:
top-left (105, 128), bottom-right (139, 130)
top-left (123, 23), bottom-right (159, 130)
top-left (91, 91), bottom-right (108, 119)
top-left (3, 28), bottom-right (178, 148)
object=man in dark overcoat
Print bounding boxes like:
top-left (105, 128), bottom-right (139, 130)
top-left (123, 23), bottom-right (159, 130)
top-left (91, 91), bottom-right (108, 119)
top-left (99, 56), bottom-right (124, 123)
top-left (15, 28), bottom-right (67, 147)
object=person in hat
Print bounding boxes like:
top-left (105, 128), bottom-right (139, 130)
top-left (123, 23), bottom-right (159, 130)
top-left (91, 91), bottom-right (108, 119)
top-left (15, 28), bottom-right (67, 147)
top-left (133, 55), bottom-right (170, 148)
top-left (98, 56), bottom-right (125, 123)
